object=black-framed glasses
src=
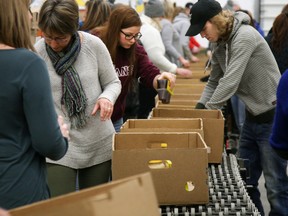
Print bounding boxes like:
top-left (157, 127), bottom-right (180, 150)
top-left (120, 30), bottom-right (142, 40)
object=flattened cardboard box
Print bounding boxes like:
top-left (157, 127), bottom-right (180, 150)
top-left (150, 108), bottom-right (224, 164)
top-left (112, 132), bottom-right (209, 205)
top-left (120, 118), bottom-right (204, 139)
top-left (10, 172), bottom-right (159, 216)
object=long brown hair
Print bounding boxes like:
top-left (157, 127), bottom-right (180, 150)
top-left (80, 0), bottom-right (111, 32)
top-left (100, 5), bottom-right (141, 76)
top-left (0, 0), bottom-right (35, 51)
top-left (271, 11), bottom-right (288, 53)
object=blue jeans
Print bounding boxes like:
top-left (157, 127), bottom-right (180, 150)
top-left (231, 95), bottom-right (246, 133)
top-left (113, 118), bottom-right (123, 133)
top-left (238, 119), bottom-right (288, 216)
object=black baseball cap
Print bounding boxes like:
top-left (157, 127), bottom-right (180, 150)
top-left (185, 0), bottom-right (222, 36)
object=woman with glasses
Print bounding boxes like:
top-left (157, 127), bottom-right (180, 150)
top-left (34, 0), bottom-right (121, 197)
top-left (99, 4), bottom-right (176, 132)
top-left (0, 0), bottom-right (69, 209)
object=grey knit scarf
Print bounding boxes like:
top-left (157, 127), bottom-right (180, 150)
top-left (46, 32), bottom-right (87, 129)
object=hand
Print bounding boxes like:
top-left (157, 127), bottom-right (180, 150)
top-left (58, 116), bottom-right (70, 140)
top-left (179, 56), bottom-right (191, 68)
top-left (176, 68), bottom-right (193, 78)
top-left (156, 72), bottom-right (176, 89)
top-left (0, 209), bottom-right (10, 216)
top-left (91, 98), bottom-right (114, 121)
top-left (195, 103), bottom-right (206, 109)
top-left (190, 55), bottom-right (200, 63)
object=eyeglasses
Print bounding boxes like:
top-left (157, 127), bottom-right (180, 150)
top-left (43, 35), bottom-right (69, 44)
top-left (120, 30), bottom-right (142, 40)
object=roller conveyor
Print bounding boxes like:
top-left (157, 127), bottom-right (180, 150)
top-left (159, 153), bottom-right (260, 216)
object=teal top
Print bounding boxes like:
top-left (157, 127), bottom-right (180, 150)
top-left (0, 48), bottom-right (68, 209)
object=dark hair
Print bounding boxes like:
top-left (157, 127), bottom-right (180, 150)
top-left (271, 12), bottom-right (288, 53)
top-left (38, 0), bottom-right (79, 36)
top-left (281, 4), bottom-right (288, 13)
top-left (100, 5), bottom-right (141, 76)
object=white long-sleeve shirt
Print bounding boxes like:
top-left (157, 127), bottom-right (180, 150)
top-left (140, 15), bottom-right (177, 74)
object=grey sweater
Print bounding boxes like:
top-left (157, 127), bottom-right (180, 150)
top-left (35, 31), bottom-right (121, 169)
top-left (160, 18), bottom-right (183, 66)
top-left (201, 12), bottom-right (280, 115)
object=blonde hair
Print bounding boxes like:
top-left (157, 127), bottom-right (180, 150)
top-left (162, 0), bottom-right (174, 20)
top-left (0, 0), bottom-right (35, 51)
top-left (210, 10), bottom-right (234, 42)
top-left (172, 6), bottom-right (185, 21)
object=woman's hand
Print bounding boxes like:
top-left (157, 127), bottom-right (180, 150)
top-left (58, 115), bottom-right (70, 141)
top-left (179, 56), bottom-right (191, 68)
top-left (176, 68), bottom-right (193, 78)
top-left (91, 98), bottom-right (114, 121)
top-left (154, 72), bottom-right (176, 90)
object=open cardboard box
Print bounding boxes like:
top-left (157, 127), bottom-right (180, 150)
top-left (150, 108), bottom-right (224, 164)
top-left (10, 172), bottom-right (160, 216)
top-left (168, 93), bottom-right (202, 101)
top-left (120, 118), bottom-right (204, 139)
top-left (175, 78), bottom-right (204, 84)
top-left (112, 132), bottom-right (209, 205)
top-left (173, 84), bottom-right (206, 94)
top-left (155, 100), bottom-right (198, 109)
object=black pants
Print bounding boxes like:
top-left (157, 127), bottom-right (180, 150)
top-left (137, 82), bottom-right (157, 119)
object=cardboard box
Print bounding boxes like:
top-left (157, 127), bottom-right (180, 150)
top-left (10, 172), bottom-right (160, 216)
top-left (155, 100), bottom-right (198, 109)
top-left (120, 118), bottom-right (204, 138)
top-left (169, 94), bottom-right (202, 101)
top-left (150, 108), bottom-right (224, 164)
top-left (173, 84), bottom-right (206, 94)
top-left (154, 94), bottom-right (201, 108)
top-left (112, 132), bottom-right (209, 205)
top-left (175, 78), bottom-right (204, 84)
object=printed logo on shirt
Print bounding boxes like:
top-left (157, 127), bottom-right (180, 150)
top-left (115, 65), bottom-right (134, 77)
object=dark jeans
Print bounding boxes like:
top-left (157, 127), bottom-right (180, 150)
top-left (238, 119), bottom-right (288, 216)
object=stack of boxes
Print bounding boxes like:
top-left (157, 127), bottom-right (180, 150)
top-left (112, 53), bottom-right (225, 206)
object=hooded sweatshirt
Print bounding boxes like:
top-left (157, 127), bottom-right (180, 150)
top-left (173, 12), bottom-right (193, 60)
top-left (200, 12), bottom-right (281, 116)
